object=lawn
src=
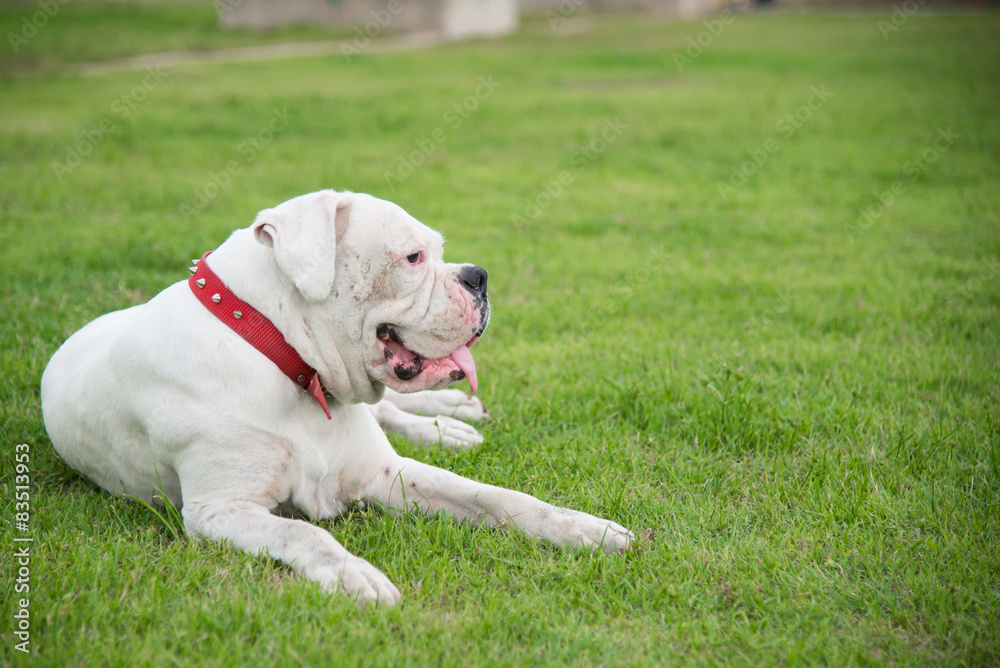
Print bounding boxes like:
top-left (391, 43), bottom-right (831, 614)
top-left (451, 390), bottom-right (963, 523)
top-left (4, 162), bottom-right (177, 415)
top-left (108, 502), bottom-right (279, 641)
top-left (1, 3), bottom-right (998, 665)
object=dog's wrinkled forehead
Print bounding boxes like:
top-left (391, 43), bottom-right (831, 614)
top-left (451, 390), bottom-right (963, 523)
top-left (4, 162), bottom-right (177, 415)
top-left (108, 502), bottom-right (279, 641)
top-left (252, 191), bottom-right (449, 306)
top-left (346, 194), bottom-right (445, 260)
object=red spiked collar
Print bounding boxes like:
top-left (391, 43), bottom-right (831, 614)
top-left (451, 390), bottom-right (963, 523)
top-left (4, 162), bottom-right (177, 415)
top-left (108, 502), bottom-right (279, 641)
top-left (188, 251), bottom-right (331, 420)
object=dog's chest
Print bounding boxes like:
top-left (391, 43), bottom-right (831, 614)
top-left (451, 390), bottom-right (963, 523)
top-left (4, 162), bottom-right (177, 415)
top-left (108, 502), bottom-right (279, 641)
top-left (272, 403), bottom-right (389, 520)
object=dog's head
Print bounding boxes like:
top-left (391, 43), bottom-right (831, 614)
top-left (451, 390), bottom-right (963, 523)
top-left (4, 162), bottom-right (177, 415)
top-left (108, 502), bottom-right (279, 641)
top-left (250, 190), bottom-right (489, 403)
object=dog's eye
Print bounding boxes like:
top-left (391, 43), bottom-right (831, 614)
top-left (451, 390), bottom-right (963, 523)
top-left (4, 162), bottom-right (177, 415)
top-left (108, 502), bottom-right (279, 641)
top-left (406, 252), bottom-right (422, 265)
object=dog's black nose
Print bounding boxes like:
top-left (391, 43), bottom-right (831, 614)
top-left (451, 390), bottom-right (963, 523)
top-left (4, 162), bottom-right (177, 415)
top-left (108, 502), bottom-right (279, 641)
top-left (459, 265), bottom-right (488, 295)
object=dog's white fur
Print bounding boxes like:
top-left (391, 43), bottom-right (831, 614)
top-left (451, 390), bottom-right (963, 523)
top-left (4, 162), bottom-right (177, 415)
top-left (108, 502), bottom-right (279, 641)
top-left (41, 191), bottom-right (633, 606)
top-left (370, 387), bottom-right (488, 447)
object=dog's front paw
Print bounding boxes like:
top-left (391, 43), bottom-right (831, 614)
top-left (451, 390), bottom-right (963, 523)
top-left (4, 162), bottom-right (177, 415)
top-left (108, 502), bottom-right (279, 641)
top-left (558, 512), bottom-right (635, 554)
top-left (450, 394), bottom-right (489, 423)
top-left (431, 389), bottom-right (489, 423)
top-left (429, 415), bottom-right (484, 448)
top-left (394, 413), bottom-right (484, 448)
top-left (319, 556), bottom-right (401, 608)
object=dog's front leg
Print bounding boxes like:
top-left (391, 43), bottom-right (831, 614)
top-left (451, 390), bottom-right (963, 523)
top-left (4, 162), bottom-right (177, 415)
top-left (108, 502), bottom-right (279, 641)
top-left (368, 399), bottom-right (483, 448)
top-left (182, 499), bottom-right (401, 607)
top-left (362, 457), bottom-right (633, 553)
top-left (380, 387), bottom-right (489, 422)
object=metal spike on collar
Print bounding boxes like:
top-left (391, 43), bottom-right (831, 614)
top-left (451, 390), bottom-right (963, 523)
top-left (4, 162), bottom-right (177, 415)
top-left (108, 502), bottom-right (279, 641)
top-left (191, 259), bottom-right (199, 265)
top-left (195, 278), bottom-right (206, 289)
top-left (233, 310), bottom-right (243, 319)
top-left (188, 266), bottom-right (198, 275)
top-left (211, 293), bottom-right (221, 304)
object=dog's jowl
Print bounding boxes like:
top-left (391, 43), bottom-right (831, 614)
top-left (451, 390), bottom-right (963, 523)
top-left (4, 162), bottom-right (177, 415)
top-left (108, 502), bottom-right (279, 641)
top-left (41, 190), bottom-right (633, 607)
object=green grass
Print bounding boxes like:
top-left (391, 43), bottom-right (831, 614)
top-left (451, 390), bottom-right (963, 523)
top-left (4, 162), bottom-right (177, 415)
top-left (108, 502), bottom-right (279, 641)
top-left (0, 1), bottom-right (357, 75)
top-left (2, 4), bottom-right (999, 666)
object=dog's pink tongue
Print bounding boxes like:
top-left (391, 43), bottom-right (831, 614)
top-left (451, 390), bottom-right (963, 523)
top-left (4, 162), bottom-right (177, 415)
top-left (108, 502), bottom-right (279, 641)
top-left (449, 345), bottom-right (478, 394)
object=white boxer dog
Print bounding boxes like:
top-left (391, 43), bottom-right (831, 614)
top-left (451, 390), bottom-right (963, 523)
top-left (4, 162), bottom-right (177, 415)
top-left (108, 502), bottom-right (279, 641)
top-left (41, 190), bottom-right (633, 607)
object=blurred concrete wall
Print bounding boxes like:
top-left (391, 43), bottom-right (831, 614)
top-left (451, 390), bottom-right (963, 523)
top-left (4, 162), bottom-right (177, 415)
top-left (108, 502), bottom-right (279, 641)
top-left (521, 0), bottom-right (729, 15)
top-left (219, 0), bottom-right (518, 39)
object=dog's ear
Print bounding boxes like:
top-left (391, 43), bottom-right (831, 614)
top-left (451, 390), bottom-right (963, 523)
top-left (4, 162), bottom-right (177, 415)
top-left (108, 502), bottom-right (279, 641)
top-left (252, 190), bottom-right (354, 302)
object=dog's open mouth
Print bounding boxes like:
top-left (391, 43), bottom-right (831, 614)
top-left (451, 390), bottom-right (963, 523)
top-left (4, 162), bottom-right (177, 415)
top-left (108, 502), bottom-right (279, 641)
top-left (376, 324), bottom-right (481, 393)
